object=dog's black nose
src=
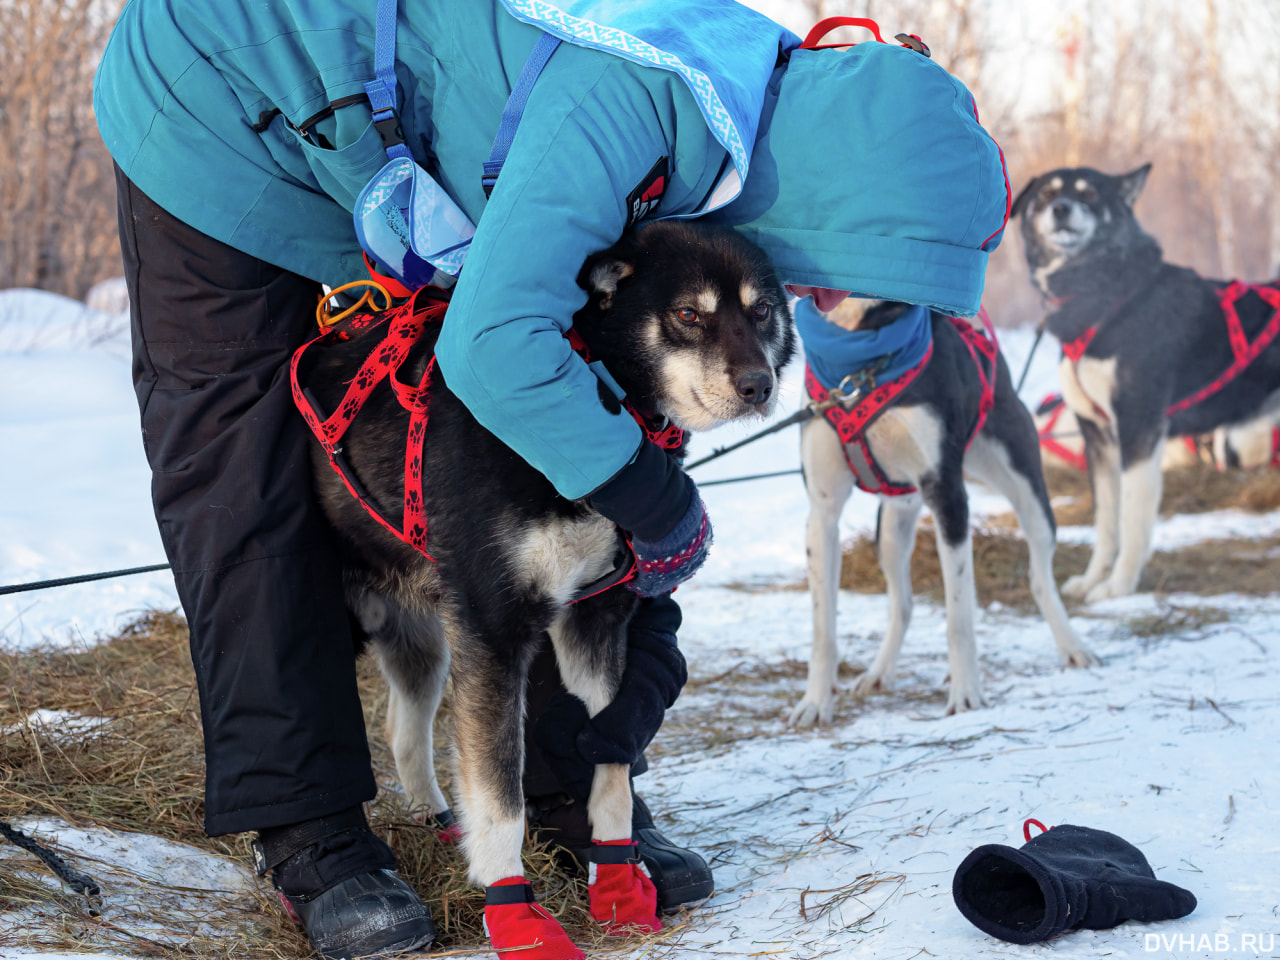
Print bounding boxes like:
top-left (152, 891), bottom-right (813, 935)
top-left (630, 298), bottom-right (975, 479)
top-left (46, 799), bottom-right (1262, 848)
top-left (736, 370), bottom-right (773, 405)
top-left (1052, 200), bottom-right (1072, 221)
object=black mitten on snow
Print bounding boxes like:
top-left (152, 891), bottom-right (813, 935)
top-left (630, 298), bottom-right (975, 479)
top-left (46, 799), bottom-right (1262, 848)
top-left (534, 627), bottom-right (688, 800)
top-left (952, 822), bottom-right (1197, 944)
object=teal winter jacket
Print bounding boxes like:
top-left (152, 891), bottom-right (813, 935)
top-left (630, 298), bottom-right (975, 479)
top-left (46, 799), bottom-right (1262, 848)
top-left (95, 0), bottom-right (1008, 499)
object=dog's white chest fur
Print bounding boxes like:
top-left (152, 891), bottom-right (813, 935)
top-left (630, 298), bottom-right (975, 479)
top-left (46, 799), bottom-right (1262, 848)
top-left (863, 405), bottom-right (945, 482)
top-left (509, 514), bottom-right (620, 607)
top-left (1059, 355), bottom-right (1118, 429)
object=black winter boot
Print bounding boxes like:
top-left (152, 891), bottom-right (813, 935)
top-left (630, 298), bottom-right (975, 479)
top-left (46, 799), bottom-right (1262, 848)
top-left (527, 788), bottom-right (714, 913)
top-left (253, 807), bottom-right (435, 960)
top-left (952, 822), bottom-right (1197, 944)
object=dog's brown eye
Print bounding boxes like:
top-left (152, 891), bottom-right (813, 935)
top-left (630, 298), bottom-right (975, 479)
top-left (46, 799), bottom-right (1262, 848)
top-left (676, 307), bottom-right (698, 324)
top-left (1080, 187), bottom-right (1098, 203)
top-left (752, 303), bottom-right (771, 320)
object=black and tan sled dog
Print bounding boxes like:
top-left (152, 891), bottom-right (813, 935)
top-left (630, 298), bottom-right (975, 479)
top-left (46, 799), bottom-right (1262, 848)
top-left (1013, 164), bottom-right (1280, 602)
top-left (789, 298), bottom-right (1098, 727)
top-left (292, 221), bottom-right (794, 942)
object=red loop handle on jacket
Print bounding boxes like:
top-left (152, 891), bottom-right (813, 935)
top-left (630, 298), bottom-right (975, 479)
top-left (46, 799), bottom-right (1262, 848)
top-left (1023, 818), bottom-right (1049, 842)
top-left (800, 16), bottom-right (886, 49)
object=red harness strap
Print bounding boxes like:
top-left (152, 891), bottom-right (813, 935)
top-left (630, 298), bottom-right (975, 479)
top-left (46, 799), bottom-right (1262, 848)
top-left (951, 308), bottom-right (999, 448)
top-left (290, 291), bottom-right (653, 597)
top-left (565, 328), bottom-right (686, 451)
top-left (1166, 281), bottom-right (1280, 416)
top-left (1036, 396), bottom-right (1089, 472)
top-left (807, 312), bottom-right (998, 496)
top-left (804, 346), bottom-right (934, 496)
top-left (291, 287), bottom-right (448, 560)
top-left (1062, 325), bottom-right (1097, 364)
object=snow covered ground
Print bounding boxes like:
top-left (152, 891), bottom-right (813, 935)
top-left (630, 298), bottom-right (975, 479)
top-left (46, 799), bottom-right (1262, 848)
top-left (2, 289), bottom-right (1278, 959)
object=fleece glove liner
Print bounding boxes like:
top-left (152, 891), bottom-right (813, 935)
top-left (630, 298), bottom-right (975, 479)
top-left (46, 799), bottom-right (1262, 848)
top-left (952, 822), bottom-right (1197, 944)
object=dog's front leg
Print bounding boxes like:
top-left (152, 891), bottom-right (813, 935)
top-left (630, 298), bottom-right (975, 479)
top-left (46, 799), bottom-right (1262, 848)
top-left (1086, 434), bottom-right (1166, 602)
top-left (549, 612), bottom-right (662, 933)
top-left (920, 473), bottom-right (986, 714)
top-left (1063, 418), bottom-right (1121, 598)
top-left (852, 494), bottom-right (923, 699)
top-left (791, 419), bottom-right (856, 726)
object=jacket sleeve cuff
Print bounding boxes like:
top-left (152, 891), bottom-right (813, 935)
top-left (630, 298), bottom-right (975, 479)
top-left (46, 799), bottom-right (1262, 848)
top-left (586, 440), bottom-right (692, 542)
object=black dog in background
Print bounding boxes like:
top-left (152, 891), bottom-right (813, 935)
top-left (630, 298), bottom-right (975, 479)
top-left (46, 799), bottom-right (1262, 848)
top-left (1013, 164), bottom-right (1280, 602)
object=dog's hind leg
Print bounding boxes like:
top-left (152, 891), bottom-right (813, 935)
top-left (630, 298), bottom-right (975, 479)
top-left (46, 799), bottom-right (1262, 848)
top-left (1085, 436), bottom-right (1166, 602)
top-left (963, 432), bottom-right (1100, 667)
top-left (1063, 418), bottom-right (1121, 599)
top-left (353, 588), bottom-right (453, 818)
top-left (791, 418), bottom-right (857, 726)
top-left (851, 493), bottom-right (923, 699)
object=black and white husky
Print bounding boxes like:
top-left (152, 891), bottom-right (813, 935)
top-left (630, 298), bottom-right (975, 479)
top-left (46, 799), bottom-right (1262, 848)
top-left (300, 222), bottom-right (793, 892)
top-left (1013, 164), bottom-right (1280, 602)
top-left (789, 299), bottom-right (1097, 727)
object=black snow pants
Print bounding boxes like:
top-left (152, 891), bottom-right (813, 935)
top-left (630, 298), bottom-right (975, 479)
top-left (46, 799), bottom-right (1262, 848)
top-left (114, 167), bottom-right (676, 836)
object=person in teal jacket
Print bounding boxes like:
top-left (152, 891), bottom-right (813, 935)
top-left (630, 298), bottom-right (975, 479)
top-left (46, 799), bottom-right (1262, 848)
top-left (95, 0), bottom-right (1008, 956)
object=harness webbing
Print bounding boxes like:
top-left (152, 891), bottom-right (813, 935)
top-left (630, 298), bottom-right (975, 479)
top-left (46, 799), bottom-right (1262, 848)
top-left (565, 328), bottom-right (686, 451)
top-left (804, 349), bottom-right (932, 496)
top-left (290, 294), bottom-right (664, 599)
top-left (953, 309), bottom-right (999, 443)
top-left (807, 311), bottom-right (997, 496)
top-left (1166, 281), bottom-right (1280, 416)
top-left (1061, 281), bottom-right (1280, 421)
top-left (291, 287), bottom-right (448, 560)
top-left (1036, 396), bottom-right (1088, 472)
top-left (1062, 325), bottom-right (1096, 364)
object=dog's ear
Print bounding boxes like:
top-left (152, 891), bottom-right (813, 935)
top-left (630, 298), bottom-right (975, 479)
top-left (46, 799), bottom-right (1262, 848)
top-left (577, 238), bottom-right (639, 309)
top-left (1010, 177), bottom-right (1039, 219)
top-left (1117, 163), bottom-right (1152, 208)
top-left (581, 258), bottom-right (634, 310)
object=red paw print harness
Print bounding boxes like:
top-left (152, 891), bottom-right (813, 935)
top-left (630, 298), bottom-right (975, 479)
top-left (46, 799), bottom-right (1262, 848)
top-left (805, 309), bottom-right (998, 496)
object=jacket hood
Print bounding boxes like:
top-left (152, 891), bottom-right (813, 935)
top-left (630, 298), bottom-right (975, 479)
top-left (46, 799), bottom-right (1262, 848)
top-left (705, 41), bottom-right (1009, 318)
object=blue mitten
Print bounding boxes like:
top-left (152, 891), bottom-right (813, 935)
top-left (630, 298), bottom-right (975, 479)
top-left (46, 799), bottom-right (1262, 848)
top-left (588, 441), bottom-right (712, 598)
top-left (626, 490), bottom-right (712, 598)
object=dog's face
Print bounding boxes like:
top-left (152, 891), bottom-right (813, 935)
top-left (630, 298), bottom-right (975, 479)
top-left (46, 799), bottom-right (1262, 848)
top-left (1012, 164), bottom-right (1152, 287)
top-left (577, 221), bottom-right (795, 431)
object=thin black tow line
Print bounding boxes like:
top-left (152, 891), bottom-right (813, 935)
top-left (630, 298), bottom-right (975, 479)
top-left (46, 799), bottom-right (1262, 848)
top-left (0, 819), bottom-right (102, 913)
top-left (0, 563), bottom-right (171, 597)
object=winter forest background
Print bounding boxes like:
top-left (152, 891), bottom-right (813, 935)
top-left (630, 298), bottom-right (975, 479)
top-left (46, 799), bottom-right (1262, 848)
top-left (4, 0), bottom-right (1280, 325)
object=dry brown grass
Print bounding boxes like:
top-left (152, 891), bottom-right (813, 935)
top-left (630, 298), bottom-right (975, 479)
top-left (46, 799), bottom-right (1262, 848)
top-left (832, 529), bottom-right (1280, 614)
top-left (0, 612), bottom-right (683, 958)
top-left (1000, 464), bottom-right (1280, 530)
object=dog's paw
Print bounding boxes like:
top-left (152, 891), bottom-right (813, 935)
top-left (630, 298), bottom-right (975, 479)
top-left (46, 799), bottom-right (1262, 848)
top-left (1061, 643), bottom-right (1102, 668)
top-left (1084, 578), bottom-right (1136, 604)
top-left (851, 671), bottom-right (892, 698)
top-left (945, 683), bottom-right (988, 715)
top-left (787, 696), bottom-right (834, 727)
top-left (1061, 573), bottom-right (1099, 599)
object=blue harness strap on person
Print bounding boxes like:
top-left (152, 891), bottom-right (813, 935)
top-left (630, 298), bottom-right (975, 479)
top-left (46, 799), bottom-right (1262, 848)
top-left (354, 0), bottom-right (563, 289)
top-left (483, 32), bottom-right (563, 198)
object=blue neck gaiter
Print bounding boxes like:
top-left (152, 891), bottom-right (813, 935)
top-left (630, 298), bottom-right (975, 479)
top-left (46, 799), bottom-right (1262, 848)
top-left (795, 297), bottom-right (934, 391)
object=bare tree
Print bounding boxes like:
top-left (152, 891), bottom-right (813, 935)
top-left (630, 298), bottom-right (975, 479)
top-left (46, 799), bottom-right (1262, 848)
top-left (0, 0), bottom-right (123, 299)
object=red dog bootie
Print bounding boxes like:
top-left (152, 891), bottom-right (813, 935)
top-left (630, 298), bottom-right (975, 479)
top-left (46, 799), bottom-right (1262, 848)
top-left (483, 877), bottom-right (583, 960)
top-left (588, 840), bottom-right (661, 934)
